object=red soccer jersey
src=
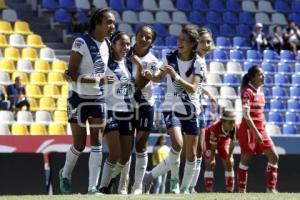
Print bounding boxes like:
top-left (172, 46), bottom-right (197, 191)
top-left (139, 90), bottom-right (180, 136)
top-left (240, 83), bottom-right (265, 130)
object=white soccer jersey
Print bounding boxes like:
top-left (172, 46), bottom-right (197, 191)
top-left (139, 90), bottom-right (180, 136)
top-left (197, 55), bottom-right (207, 96)
top-left (71, 37), bottom-right (109, 95)
top-left (161, 55), bottom-right (203, 115)
top-left (105, 59), bottom-right (135, 112)
top-left (132, 51), bottom-right (160, 106)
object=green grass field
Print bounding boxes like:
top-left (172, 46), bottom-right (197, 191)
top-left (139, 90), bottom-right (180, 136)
top-left (0, 193), bottom-right (300, 200)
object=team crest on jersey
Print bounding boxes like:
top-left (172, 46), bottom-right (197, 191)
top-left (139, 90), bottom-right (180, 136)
top-left (74, 39), bottom-right (84, 49)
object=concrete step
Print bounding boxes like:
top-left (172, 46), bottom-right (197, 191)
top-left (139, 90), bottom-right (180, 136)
top-left (46, 42), bottom-right (70, 50)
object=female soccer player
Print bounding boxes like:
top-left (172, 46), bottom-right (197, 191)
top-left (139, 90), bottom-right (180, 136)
top-left (143, 27), bottom-right (202, 194)
top-left (59, 8), bottom-right (115, 194)
top-left (237, 65), bottom-right (279, 193)
top-left (98, 31), bottom-right (144, 194)
top-left (203, 110), bottom-right (237, 192)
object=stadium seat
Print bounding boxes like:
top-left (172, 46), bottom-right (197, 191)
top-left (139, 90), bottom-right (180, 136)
top-left (272, 86), bottom-right (288, 99)
top-left (0, 111), bottom-right (14, 124)
top-left (213, 50), bottom-right (228, 62)
top-left (4, 47), bottom-right (20, 61)
top-left (274, 74), bottom-right (291, 86)
top-left (159, 0), bottom-right (177, 11)
top-left (223, 12), bottom-right (239, 25)
top-left (261, 62), bottom-right (276, 74)
top-left (53, 110), bottom-right (68, 124)
top-left (263, 49), bottom-right (279, 63)
top-left (218, 99), bottom-right (234, 109)
top-left (48, 72), bottom-right (65, 85)
top-left (0, 123), bottom-right (11, 135)
top-left (255, 13), bottom-right (272, 25)
top-left (39, 97), bottom-right (56, 111)
top-left (11, 123), bottom-right (29, 135)
top-left (280, 50), bottom-right (295, 63)
top-left (271, 13), bottom-right (287, 25)
top-left (270, 99), bottom-right (286, 111)
top-left (165, 36), bottom-right (177, 46)
top-left (58, 0), bottom-right (76, 11)
top-left (17, 111), bottom-right (33, 125)
top-left (139, 11), bottom-right (155, 24)
top-left (236, 24), bottom-right (251, 37)
top-left (192, 0), bottom-right (208, 11)
top-left (229, 49), bottom-right (244, 62)
top-left (292, 0), bottom-right (300, 13)
top-left (189, 11), bottom-right (205, 26)
top-left (226, 0), bottom-right (241, 13)
top-left (109, 0), bottom-right (125, 11)
top-left (169, 24), bottom-right (182, 36)
top-left (34, 59), bottom-right (50, 73)
top-left (0, 34), bottom-right (9, 48)
top-left (52, 59), bottom-right (67, 73)
top-left (74, 0), bottom-right (90, 10)
top-left (40, 47), bottom-right (56, 61)
top-left (220, 24), bottom-right (236, 37)
top-left (30, 72), bottom-right (47, 86)
top-left (153, 36), bottom-right (164, 46)
top-left (118, 23), bottom-right (134, 36)
top-left (26, 84), bottom-right (42, 98)
top-left (283, 124), bottom-right (298, 135)
top-left (0, 71), bottom-right (11, 85)
top-left (27, 97), bottom-right (39, 111)
top-left (0, 0), bottom-right (6, 9)
top-left (9, 34), bottom-right (26, 48)
top-left (233, 36), bottom-right (251, 50)
top-left (41, 0), bottom-right (59, 10)
top-left (287, 99), bottom-right (300, 111)
top-left (216, 36), bottom-right (232, 50)
top-left (153, 24), bottom-right (169, 37)
top-left (239, 12), bottom-right (255, 25)
top-left (226, 62), bottom-right (243, 74)
top-left (209, 61), bottom-right (225, 74)
top-left (258, 0), bottom-right (275, 13)
top-left (30, 123), bottom-right (47, 135)
top-left (265, 123), bottom-right (281, 135)
top-left (0, 59), bottom-right (16, 73)
top-left (268, 112), bottom-right (284, 125)
top-left (242, 1), bottom-right (257, 12)
top-left (220, 86), bottom-right (237, 99)
top-left (278, 62), bottom-right (293, 74)
top-left (265, 75), bottom-right (274, 87)
top-left (295, 63), bottom-right (300, 73)
top-left (176, 0), bottom-right (192, 12)
top-left (35, 110), bottom-right (52, 124)
top-left (142, 0), bottom-right (159, 11)
top-left (204, 86), bottom-right (219, 98)
top-left (275, 0), bottom-right (291, 14)
top-left (209, 0), bottom-right (225, 12)
top-left (263, 86), bottom-right (271, 99)
top-left (285, 112), bottom-right (300, 125)
top-left (48, 123), bottom-right (66, 135)
top-left (122, 10), bottom-right (138, 24)
top-left (292, 74), bottom-right (300, 86)
top-left (246, 50), bottom-right (262, 63)
top-left (43, 84), bottom-right (60, 98)
top-left (27, 34), bottom-right (46, 48)
top-left (12, 72), bottom-right (29, 85)
top-left (77, 10), bottom-right (88, 23)
top-left (155, 11), bottom-right (171, 24)
top-left (53, 8), bottom-right (71, 25)
top-left (17, 59), bottom-right (33, 73)
top-left (172, 11), bottom-right (188, 24)
top-left (288, 13), bottom-right (300, 26)
top-left (22, 47), bottom-right (38, 62)
top-left (206, 74), bottom-right (222, 86)
top-left (0, 21), bottom-right (13, 35)
top-left (206, 11), bottom-right (222, 25)
top-left (61, 84), bottom-right (69, 97)
top-left (290, 87), bottom-right (300, 99)
top-left (56, 97), bottom-right (67, 111)
top-left (2, 8), bottom-right (18, 22)
top-left (224, 74), bottom-right (240, 86)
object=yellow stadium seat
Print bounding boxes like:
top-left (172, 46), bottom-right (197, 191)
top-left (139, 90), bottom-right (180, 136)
top-left (4, 47), bottom-right (20, 61)
top-left (52, 59), bottom-right (67, 73)
top-left (12, 72), bottom-right (29, 85)
top-left (0, 34), bottom-right (9, 48)
top-left (43, 84), bottom-right (60, 98)
top-left (53, 110), bottom-right (68, 125)
top-left (34, 59), bottom-right (50, 73)
top-left (30, 123), bottom-right (47, 135)
top-left (11, 123), bottom-right (29, 135)
top-left (27, 34), bottom-right (46, 48)
top-left (30, 72), bottom-right (47, 85)
top-left (48, 72), bottom-right (66, 85)
top-left (61, 84), bottom-right (69, 97)
top-left (27, 97), bottom-right (38, 111)
top-left (14, 21), bottom-right (33, 35)
top-left (56, 97), bottom-right (67, 111)
top-left (0, 21), bottom-right (13, 34)
top-left (48, 123), bottom-right (66, 135)
top-left (39, 97), bottom-right (56, 111)
top-left (0, 0), bottom-right (7, 9)
top-left (0, 59), bottom-right (15, 73)
top-left (26, 84), bottom-right (42, 98)
top-left (22, 47), bottom-right (38, 61)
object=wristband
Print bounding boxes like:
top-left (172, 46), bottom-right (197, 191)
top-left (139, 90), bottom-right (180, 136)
top-left (174, 74), bottom-right (181, 81)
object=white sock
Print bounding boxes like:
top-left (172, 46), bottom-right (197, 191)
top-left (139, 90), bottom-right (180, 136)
top-left (204, 171), bottom-right (214, 178)
top-left (111, 162), bottom-right (125, 179)
top-left (118, 157), bottom-right (131, 192)
top-left (133, 152), bottom-right (148, 189)
top-left (151, 158), bottom-right (170, 179)
top-left (62, 146), bottom-right (80, 180)
top-left (180, 160), bottom-right (196, 190)
top-left (168, 148), bottom-right (181, 179)
top-left (88, 146), bottom-right (102, 190)
top-left (190, 158), bottom-right (202, 188)
top-left (99, 160), bottom-right (115, 188)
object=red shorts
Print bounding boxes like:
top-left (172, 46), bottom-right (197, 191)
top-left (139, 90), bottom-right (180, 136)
top-left (203, 139), bottom-right (231, 160)
top-left (238, 125), bottom-right (274, 154)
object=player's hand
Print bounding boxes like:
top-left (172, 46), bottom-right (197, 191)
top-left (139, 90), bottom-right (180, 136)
top-left (63, 70), bottom-right (72, 82)
top-left (255, 132), bottom-right (264, 144)
top-left (101, 75), bottom-right (115, 84)
top-left (143, 70), bottom-right (153, 80)
top-left (164, 65), bottom-right (177, 78)
top-left (130, 54), bottom-right (142, 67)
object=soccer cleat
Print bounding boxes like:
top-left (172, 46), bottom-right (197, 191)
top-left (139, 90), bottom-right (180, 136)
top-left (267, 188), bottom-right (279, 193)
top-left (189, 187), bottom-right (197, 194)
top-left (99, 187), bottom-right (110, 194)
top-left (87, 187), bottom-right (103, 195)
top-left (143, 171), bottom-right (153, 194)
top-left (118, 176), bottom-right (128, 195)
top-left (170, 178), bottom-right (180, 194)
top-left (59, 168), bottom-right (72, 194)
top-left (131, 186), bottom-right (143, 195)
top-left (239, 188), bottom-right (246, 193)
top-left (180, 187), bottom-right (190, 194)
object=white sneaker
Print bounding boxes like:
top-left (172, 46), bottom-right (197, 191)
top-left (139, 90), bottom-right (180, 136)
top-left (267, 188), bottom-right (279, 193)
top-left (118, 176), bottom-right (129, 195)
top-left (170, 178), bottom-right (180, 194)
top-left (131, 187), bottom-right (143, 195)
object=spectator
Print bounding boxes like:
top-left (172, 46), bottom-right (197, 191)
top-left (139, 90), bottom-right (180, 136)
top-left (250, 23), bottom-right (269, 53)
top-left (6, 76), bottom-right (30, 111)
top-left (151, 135), bottom-right (170, 194)
top-left (0, 87), bottom-right (10, 110)
top-left (268, 25), bottom-right (284, 54)
top-left (69, 11), bottom-right (86, 34)
top-left (283, 20), bottom-right (300, 56)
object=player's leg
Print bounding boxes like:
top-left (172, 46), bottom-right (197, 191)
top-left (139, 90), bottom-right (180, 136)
top-left (118, 156), bottom-right (131, 194)
top-left (203, 152), bottom-right (215, 192)
top-left (238, 153), bottom-right (253, 193)
top-left (222, 156), bottom-right (235, 192)
top-left (264, 145), bottom-right (279, 193)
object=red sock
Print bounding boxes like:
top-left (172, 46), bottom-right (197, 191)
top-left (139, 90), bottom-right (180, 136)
top-left (238, 167), bottom-right (248, 192)
top-left (204, 177), bottom-right (214, 192)
top-left (225, 176), bottom-right (235, 192)
top-left (266, 163), bottom-right (278, 190)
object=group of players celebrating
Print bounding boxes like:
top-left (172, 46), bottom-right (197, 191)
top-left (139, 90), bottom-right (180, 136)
top-left (59, 8), bottom-right (279, 195)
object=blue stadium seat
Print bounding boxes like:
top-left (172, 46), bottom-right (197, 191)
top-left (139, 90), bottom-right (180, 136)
top-left (153, 36), bottom-right (164, 46)
top-left (272, 86), bottom-right (288, 99)
top-left (165, 36), bottom-right (177, 46)
top-left (192, 0), bottom-right (208, 11)
top-left (59, 0), bottom-right (76, 11)
top-left (239, 12), bottom-right (255, 25)
top-left (206, 11), bottom-right (222, 25)
top-left (283, 124), bottom-right (299, 135)
top-left (220, 24), bottom-right (236, 38)
top-left (223, 12), bottom-right (239, 25)
top-left (274, 74), bottom-right (291, 86)
top-left (153, 24), bottom-right (169, 37)
top-left (278, 62), bottom-right (293, 74)
top-left (292, 0), bottom-right (300, 13)
top-left (213, 49), bottom-right (228, 62)
top-left (229, 49), bottom-right (244, 62)
top-left (288, 99), bottom-right (300, 111)
top-left (295, 63), bottom-right (300, 73)
top-left (189, 11), bottom-right (205, 25)
top-left (233, 37), bottom-right (251, 50)
top-left (176, 0), bottom-right (192, 12)
top-left (223, 74), bottom-right (239, 86)
top-left (292, 74), bottom-right (300, 86)
top-left (264, 74), bottom-right (274, 87)
top-left (270, 99), bottom-right (286, 111)
top-left (268, 112), bottom-right (284, 125)
top-left (205, 24), bottom-right (219, 37)
top-left (53, 9), bottom-right (71, 25)
top-left (263, 86), bottom-right (271, 99)
top-left (288, 13), bottom-right (300, 26)
top-left (290, 87), bottom-right (300, 99)
top-left (127, 0), bottom-right (143, 11)
top-left (246, 50), bottom-right (262, 63)
top-left (280, 50), bottom-right (295, 63)
top-left (275, 0), bottom-right (291, 14)
top-left (285, 112), bottom-right (300, 125)
top-left (152, 85), bottom-right (165, 100)
top-left (209, 0), bottom-right (225, 12)
top-left (226, 0), bottom-right (241, 13)
top-left (261, 62), bottom-right (276, 74)
top-left (263, 49), bottom-right (279, 63)
top-left (109, 0), bottom-right (125, 11)
top-left (78, 9), bottom-right (88, 23)
top-left (216, 36), bottom-right (231, 50)
top-left (236, 24), bottom-right (251, 37)
top-left (41, 0), bottom-right (59, 10)
top-left (243, 61), bottom-right (256, 72)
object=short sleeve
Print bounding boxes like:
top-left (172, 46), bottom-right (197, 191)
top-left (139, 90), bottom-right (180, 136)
top-left (241, 90), bottom-right (252, 108)
top-left (71, 38), bottom-right (86, 56)
top-left (193, 58), bottom-right (206, 79)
